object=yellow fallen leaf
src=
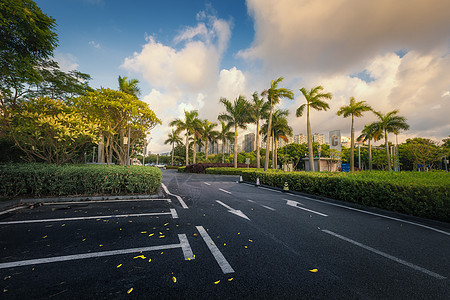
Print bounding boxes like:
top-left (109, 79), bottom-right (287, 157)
top-left (214, 280), bottom-right (220, 284)
top-left (249, 239), bottom-right (253, 242)
top-left (159, 232), bottom-right (163, 235)
top-left (148, 233), bottom-right (154, 237)
top-left (172, 276), bottom-right (177, 283)
top-left (141, 231), bottom-right (147, 234)
top-left (117, 264), bottom-right (122, 268)
top-left (62, 224), bottom-right (66, 227)
top-left (120, 228), bottom-right (122, 231)
top-left (224, 243), bottom-right (226, 246)
top-left (244, 246), bottom-right (248, 249)
top-left (228, 278), bottom-right (233, 281)
top-left (164, 223), bottom-right (169, 226)
top-left (127, 288), bottom-right (133, 294)
top-left (99, 244), bottom-right (103, 247)
top-left (133, 255), bottom-right (146, 259)
top-left (237, 232), bottom-right (240, 235)
top-left (159, 235), bottom-right (165, 238)
top-left (309, 269), bottom-right (318, 273)
top-left (43, 235), bottom-right (47, 239)
top-left (160, 252), bottom-right (164, 255)
top-left (148, 259), bottom-right (151, 262)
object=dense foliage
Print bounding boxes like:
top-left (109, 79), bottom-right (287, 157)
top-left (184, 163), bottom-right (257, 174)
top-left (0, 163), bottom-right (162, 198)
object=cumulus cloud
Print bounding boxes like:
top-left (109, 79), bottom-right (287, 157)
top-left (89, 41), bottom-right (101, 49)
top-left (53, 52), bottom-right (79, 72)
top-left (241, 0), bottom-right (450, 75)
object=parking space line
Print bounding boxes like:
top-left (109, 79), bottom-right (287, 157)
top-left (0, 211), bottom-right (176, 225)
top-left (42, 199), bottom-right (171, 205)
top-left (322, 230), bottom-right (446, 280)
top-left (196, 226), bottom-right (235, 274)
top-left (161, 183), bottom-right (188, 209)
top-left (0, 234), bottom-right (194, 270)
top-left (0, 206), bottom-right (25, 216)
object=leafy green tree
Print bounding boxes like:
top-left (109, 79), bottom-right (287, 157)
top-left (261, 77), bottom-right (294, 171)
top-left (372, 110), bottom-right (409, 171)
top-left (400, 138), bottom-right (441, 170)
top-left (75, 88), bottom-right (161, 165)
top-left (249, 92), bottom-right (270, 168)
top-left (218, 96), bottom-right (251, 168)
top-left (217, 120), bottom-right (234, 163)
top-left (296, 86), bottom-right (332, 172)
top-left (164, 129), bottom-right (182, 166)
top-left (9, 97), bottom-right (98, 164)
top-left (278, 143), bottom-right (308, 170)
top-left (169, 110), bottom-right (200, 166)
top-left (337, 97), bottom-right (372, 172)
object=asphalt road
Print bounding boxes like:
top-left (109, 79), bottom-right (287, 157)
top-left (0, 169), bottom-right (449, 299)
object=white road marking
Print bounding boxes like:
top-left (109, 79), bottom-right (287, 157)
top-left (322, 230), bottom-right (446, 280)
top-left (258, 186), bottom-right (282, 193)
top-left (0, 234), bottom-right (194, 270)
top-left (286, 200), bottom-right (328, 217)
top-left (43, 199), bottom-right (171, 205)
top-left (247, 200), bottom-right (276, 211)
top-left (219, 188), bottom-right (232, 194)
top-left (161, 183), bottom-right (188, 209)
top-left (0, 206), bottom-right (25, 215)
top-left (204, 182), bottom-right (211, 186)
top-left (170, 208), bottom-right (179, 219)
top-left (196, 226), bottom-right (235, 274)
top-left (0, 211), bottom-right (176, 225)
top-left (216, 200), bottom-right (251, 221)
top-left (284, 199), bottom-right (304, 206)
top-left (289, 194), bottom-right (450, 236)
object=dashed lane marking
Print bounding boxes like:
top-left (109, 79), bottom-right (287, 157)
top-left (204, 182), bottom-right (211, 186)
top-left (0, 211), bottom-right (178, 225)
top-left (247, 200), bottom-right (276, 211)
top-left (285, 200), bottom-right (328, 217)
top-left (196, 226), bottom-right (235, 274)
top-left (219, 188), bottom-right (232, 194)
top-left (322, 230), bottom-right (446, 280)
top-left (0, 234), bottom-right (194, 270)
top-left (161, 183), bottom-right (188, 209)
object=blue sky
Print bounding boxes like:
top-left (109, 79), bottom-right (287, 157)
top-left (36, 0), bottom-right (450, 153)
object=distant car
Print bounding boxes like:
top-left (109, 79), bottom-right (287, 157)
top-left (155, 164), bottom-right (166, 169)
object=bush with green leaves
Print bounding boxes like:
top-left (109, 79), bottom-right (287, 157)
top-left (0, 163), bottom-right (161, 199)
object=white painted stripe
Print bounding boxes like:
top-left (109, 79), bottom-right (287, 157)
top-left (283, 198), bottom-right (304, 205)
top-left (322, 230), bottom-right (446, 280)
top-left (247, 200), bottom-right (275, 211)
top-left (219, 188), bottom-right (232, 194)
top-left (292, 205), bottom-right (328, 217)
top-left (170, 208), bottom-right (179, 219)
top-left (196, 226), bottom-right (235, 274)
top-left (216, 200), bottom-right (233, 211)
top-left (204, 182), bottom-right (211, 186)
top-left (258, 186), bottom-right (282, 193)
top-left (0, 206), bottom-right (25, 215)
top-left (43, 199), bottom-right (171, 205)
top-left (161, 183), bottom-right (188, 209)
top-left (0, 211), bottom-right (174, 225)
top-left (178, 234), bottom-right (195, 260)
top-left (0, 240), bottom-right (185, 270)
top-left (289, 194), bottom-right (450, 236)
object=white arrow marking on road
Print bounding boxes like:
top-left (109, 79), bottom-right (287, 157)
top-left (285, 200), bottom-right (328, 217)
top-left (216, 200), bottom-right (250, 221)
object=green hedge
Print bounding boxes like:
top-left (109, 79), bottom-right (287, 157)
top-left (0, 163), bottom-right (162, 199)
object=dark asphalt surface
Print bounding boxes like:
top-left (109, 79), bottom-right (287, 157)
top-left (0, 169), bottom-right (449, 299)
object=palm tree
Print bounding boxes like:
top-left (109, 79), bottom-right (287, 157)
top-left (261, 109), bottom-right (291, 168)
top-left (261, 77), bottom-right (294, 171)
top-left (371, 110), bottom-right (409, 171)
top-left (164, 129), bottom-right (182, 166)
top-left (357, 123), bottom-right (383, 171)
top-left (217, 121), bottom-right (234, 163)
top-left (169, 110), bottom-right (200, 166)
top-left (337, 97), bottom-right (372, 172)
top-left (201, 120), bottom-right (218, 161)
top-left (249, 92), bottom-right (270, 168)
top-left (218, 96), bottom-right (251, 168)
top-left (296, 86), bottom-right (332, 172)
top-left (118, 76), bottom-right (140, 97)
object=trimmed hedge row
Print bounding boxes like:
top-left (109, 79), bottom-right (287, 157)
top-left (0, 163), bottom-right (162, 199)
top-left (207, 168), bottom-right (450, 222)
top-left (184, 163), bottom-right (257, 174)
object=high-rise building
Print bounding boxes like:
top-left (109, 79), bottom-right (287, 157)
top-left (277, 135), bottom-right (293, 148)
top-left (294, 134), bottom-right (307, 144)
top-left (313, 133), bottom-right (325, 145)
top-left (243, 133), bottom-right (256, 153)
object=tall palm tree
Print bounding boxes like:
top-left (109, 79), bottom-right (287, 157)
top-left (371, 110), bottom-right (409, 171)
top-left (164, 129), bottom-right (182, 166)
top-left (217, 121), bottom-right (234, 163)
top-left (249, 92), bottom-right (270, 168)
top-left (261, 77), bottom-right (294, 171)
top-left (169, 110), bottom-right (199, 166)
top-left (218, 96), bottom-right (251, 168)
top-left (261, 109), bottom-right (291, 168)
top-left (296, 86), bottom-right (332, 172)
top-left (337, 97), bottom-right (372, 172)
top-left (118, 76), bottom-right (140, 97)
top-left (357, 123), bottom-right (383, 171)
top-left (201, 120), bottom-right (218, 161)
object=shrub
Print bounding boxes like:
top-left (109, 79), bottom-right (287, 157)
top-left (0, 163), bottom-right (162, 199)
top-left (185, 163), bottom-right (257, 174)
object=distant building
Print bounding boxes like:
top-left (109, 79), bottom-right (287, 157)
top-left (243, 133), bottom-right (256, 152)
top-left (294, 134), bottom-right (308, 144)
top-left (341, 136), bottom-right (351, 148)
top-left (313, 133), bottom-right (325, 145)
top-left (278, 135), bottom-right (293, 148)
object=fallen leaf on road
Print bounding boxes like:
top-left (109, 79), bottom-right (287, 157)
top-left (193, 233), bottom-right (198, 236)
top-left (133, 255), bottom-right (146, 259)
top-left (244, 246), bottom-right (248, 249)
top-left (164, 223), bottom-right (169, 226)
top-left (148, 259), bottom-right (151, 262)
top-left (127, 288), bottom-right (133, 294)
top-left (237, 232), bottom-right (240, 235)
top-left (160, 252), bottom-right (164, 255)
top-left (43, 236), bottom-right (47, 239)
top-left (214, 280), bottom-right (220, 284)
top-left (99, 244), bottom-right (103, 247)
top-left (117, 264), bottom-right (122, 268)
top-left (228, 278), bottom-right (233, 281)
top-left (172, 276), bottom-right (177, 283)
top-left (141, 231), bottom-right (147, 234)
top-left (224, 243), bottom-right (226, 246)
top-left (309, 269), bottom-right (318, 273)
top-left (61, 224), bottom-right (66, 227)
top-left (82, 238), bottom-right (86, 242)
top-left (159, 235), bottom-right (165, 238)
top-left (148, 233), bottom-right (154, 237)
top-left (249, 239), bottom-right (253, 242)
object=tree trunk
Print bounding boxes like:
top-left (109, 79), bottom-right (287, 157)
top-left (185, 130), bottom-right (189, 166)
top-left (368, 139), bottom-right (372, 171)
top-left (234, 125), bottom-right (238, 168)
top-left (222, 139), bottom-right (225, 163)
top-left (205, 139), bottom-right (209, 162)
top-left (171, 143), bottom-right (174, 166)
top-left (274, 137), bottom-right (278, 169)
top-left (256, 120), bottom-right (260, 169)
top-left (350, 115), bottom-right (355, 172)
top-left (385, 129), bottom-right (391, 171)
top-left (307, 106), bottom-right (314, 172)
top-left (193, 138), bottom-right (197, 164)
top-left (264, 105), bottom-right (273, 171)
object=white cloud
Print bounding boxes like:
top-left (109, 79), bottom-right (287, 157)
top-left (53, 52), bottom-right (79, 72)
top-left (89, 41), bottom-right (101, 49)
